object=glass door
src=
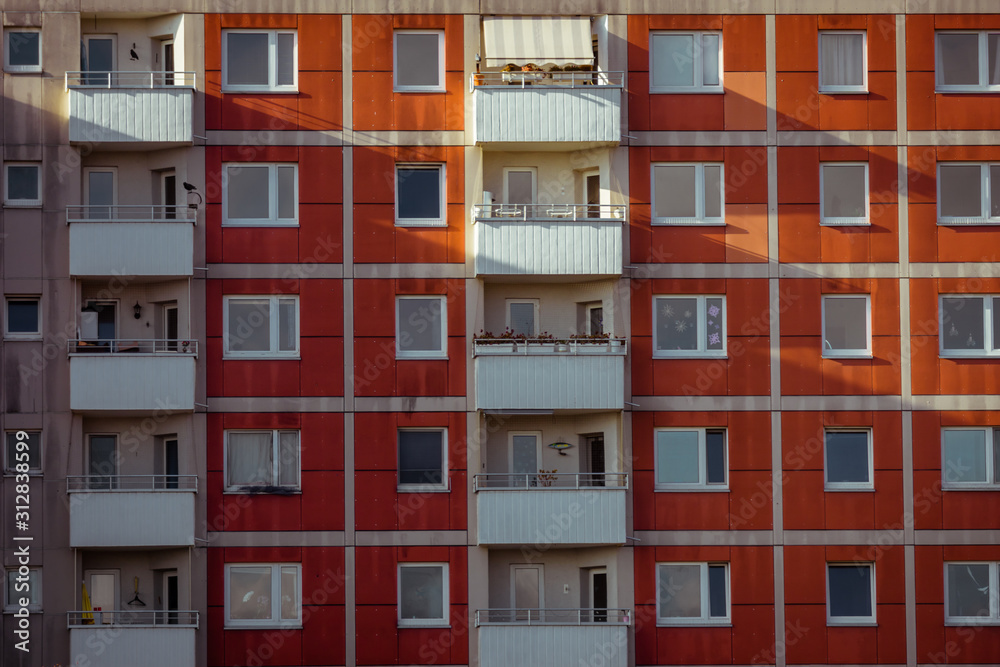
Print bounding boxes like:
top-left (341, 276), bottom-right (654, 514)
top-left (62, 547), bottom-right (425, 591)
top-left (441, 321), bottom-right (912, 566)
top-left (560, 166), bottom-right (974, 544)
top-left (511, 564), bottom-right (544, 622)
top-left (87, 435), bottom-right (118, 490)
top-left (86, 570), bottom-right (119, 624)
top-left (589, 568), bottom-right (608, 622)
top-left (161, 39), bottom-right (175, 85)
top-left (164, 438), bottom-right (179, 489)
top-left (83, 36), bottom-right (115, 85)
top-left (161, 171), bottom-right (177, 219)
top-left (510, 433), bottom-right (540, 487)
top-left (85, 168), bottom-right (115, 220)
top-left (585, 172), bottom-right (600, 218)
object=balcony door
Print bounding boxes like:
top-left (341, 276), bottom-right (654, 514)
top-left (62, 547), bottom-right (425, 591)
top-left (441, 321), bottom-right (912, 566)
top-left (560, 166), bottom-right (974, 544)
top-left (161, 170), bottom-right (177, 219)
top-left (584, 171), bottom-right (600, 218)
top-left (85, 569), bottom-right (119, 624)
top-left (160, 39), bottom-right (175, 85)
top-left (509, 432), bottom-right (541, 487)
top-left (589, 568), bottom-right (608, 622)
top-left (503, 167), bottom-right (536, 206)
top-left (84, 168), bottom-right (116, 220)
top-left (81, 301), bottom-right (117, 346)
top-left (511, 564), bottom-right (544, 621)
top-left (164, 437), bottom-right (179, 489)
top-left (156, 570), bottom-right (179, 624)
top-left (163, 303), bottom-right (178, 351)
top-left (87, 435), bottom-right (118, 490)
top-left (83, 35), bottom-right (116, 85)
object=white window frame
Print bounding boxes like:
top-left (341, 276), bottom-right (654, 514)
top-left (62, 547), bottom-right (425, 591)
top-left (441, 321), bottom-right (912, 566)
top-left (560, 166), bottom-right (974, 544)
top-left (395, 295), bottom-right (448, 359)
top-left (223, 429), bottom-right (301, 492)
top-left (4, 29), bottom-right (41, 73)
top-left (222, 163), bottom-right (298, 226)
top-left (937, 163), bottom-right (1000, 225)
top-left (224, 563), bottom-right (302, 628)
top-left (397, 428), bottom-right (449, 492)
top-left (4, 430), bottom-right (41, 475)
top-left (4, 296), bottom-right (41, 340)
top-left (935, 31), bottom-right (1000, 93)
top-left (651, 163), bottom-right (725, 226)
top-left (826, 562), bottom-right (877, 625)
top-left (393, 30), bottom-right (445, 93)
top-left (944, 562), bottom-right (1000, 625)
top-left (221, 29), bottom-right (298, 93)
top-left (397, 562), bottom-right (449, 628)
top-left (818, 31), bottom-right (868, 94)
top-left (222, 295), bottom-right (300, 358)
top-left (4, 162), bottom-right (41, 207)
top-left (655, 562), bottom-right (730, 626)
top-left (823, 429), bottom-right (874, 491)
top-left (939, 295), bottom-right (1000, 358)
top-left (821, 294), bottom-right (872, 358)
top-left (820, 162), bottom-right (869, 226)
top-left (395, 163), bottom-right (446, 227)
top-left (941, 427), bottom-right (1000, 489)
top-left (649, 32), bottom-right (724, 94)
top-left (654, 428), bottom-right (728, 491)
top-left (652, 295), bottom-right (727, 358)
top-left (505, 299), bottom-right (539, 337)
top-left (4, 567), bottom-right (41, 613)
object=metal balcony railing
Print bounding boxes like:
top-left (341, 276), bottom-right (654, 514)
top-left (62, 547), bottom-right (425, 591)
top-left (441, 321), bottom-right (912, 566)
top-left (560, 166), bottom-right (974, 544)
top-left (473, 203), bottom-right (626, 222)
top-left (67, 610), bottom-right (199, 628)
top-left (476, 608), bottom-right (631, 626)
top-left (66, 71), bottom-right (196, 88)
top-left (474, 472), bottom-right (628, 491)
top-left (66, 205), bottom-right (196, 224)
top-left (472, 71), bottom-right (624, 88)
top-left (473, 338), bottom-right (626, 356)
top-left (67, 339), bottom-right (198, 355)
top-left (67, 475), bottom-right (198, 492)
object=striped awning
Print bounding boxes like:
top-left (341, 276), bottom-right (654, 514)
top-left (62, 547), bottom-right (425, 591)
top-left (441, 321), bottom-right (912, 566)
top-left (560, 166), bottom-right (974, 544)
top-left (482, 16), bottom-right (594, 67)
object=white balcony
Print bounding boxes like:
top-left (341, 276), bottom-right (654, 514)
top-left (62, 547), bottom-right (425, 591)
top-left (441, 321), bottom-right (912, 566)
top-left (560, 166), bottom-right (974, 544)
top-left (472, 72), bottom-right (622, 148)
top-left (67, 206), bottom-right (195, 277)
top-left (68, 340), bottom-right (197, 412)
top-left (69, 611), bottom-right (197, 667)
top-left (68, 475), bottom-right (196, 548)
top-left (477, 609), bottom-right (629, 667)
top-left (474, 339), bottom-right (626, 411)
top-left (475, 473), bottom-right (627, 546)
top-left (474, 204), bottom-right (624, 278)
top-left (67, 71), bottom-right (195, 148)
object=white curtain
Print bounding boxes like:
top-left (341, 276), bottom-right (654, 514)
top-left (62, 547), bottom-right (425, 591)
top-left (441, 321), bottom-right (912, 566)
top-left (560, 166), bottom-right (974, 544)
top-left (821, 33), bottom-right (864, 87)
top-left (228, 433), bottom-right (273, 485)
top-left (278, 432), bottom-right (299, 486)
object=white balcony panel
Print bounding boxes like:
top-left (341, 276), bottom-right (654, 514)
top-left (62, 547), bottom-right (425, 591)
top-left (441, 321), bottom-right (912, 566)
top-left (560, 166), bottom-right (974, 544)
top-left (474, 86), bottom-right (621, 145)
top-left (70, 491), bottom-right (195, 547)
top-left (69, 356), bottom-right (195, 412)
top-left (474, 353), bottom-right (624, 410)
top-left (479, 624), bottom-right (627, 667)
top-left (475, 220), bottom-right (622, 276)
top-left (70, 627), bottom-right (196, 667)
top-left (477, 488), bottom-right (626, 546)
top-left (70, 223), bottom-right (194, 277)
top-left (69, 88), bottom-right (194, 144)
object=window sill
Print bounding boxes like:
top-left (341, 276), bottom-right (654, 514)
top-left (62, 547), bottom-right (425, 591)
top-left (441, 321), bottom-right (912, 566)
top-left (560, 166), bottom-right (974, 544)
top-left (937, 219), bottom-right (1000, 226)
top-left (945, 618), bottom-right (1000, 626)
top-left (4, 68), bottom-right (43, 75)
top-left (657, 620), bottom-right (731, 627)
top-left (655, 486), bottom-right (729, 493)
top-left (2, 472), bottom-right (42, 477)
top-left (395, 221), bottom-right (447, 228)
top-left (653, 352), bottom-right (728, 360)
top-left (225, 623), bottom-right (303, 630)
top-left (825, 486), bottom-right (875, 492)
top-left (3, 609), bottom-right (42, 614)
top-left (4, 335), bottom-right (43, 341)
top-left (397, 354), bottom-right (449, 360)
top-left (224, 488), bottom-right (302, 495)
top-left (942, 484), bottom-right (1000, 491)
top-left (397, 486), bottom-right (450, 493)
top-left (649, 88), bottom-right (725, 95)
top-left (221, 88), bottom-right (299, 95)
top-left (827, 620), bottom-right (877, 627)
top-left (223, 355), bottom-right (301, 360)
top-left (393, 87), bottom-right (447, 94)
top-left (222, 221), bottom-right (299, 227)
top-left (652, 219), bottom-right (726, 227)
top-left (822, 353), bottom-right (873, 360)
top-left (398, 621), bottom-right (450, 628)
top-left (936, 86), bottom-right (1000, 94)
top-left (940, 352), bottom-right (1000, 359)
top-left (3, 202), bottom-right (42, 208)
top-left (818, 88), bottom-right (869, 95)
top-left (820, 220), bottom-right (870, 227)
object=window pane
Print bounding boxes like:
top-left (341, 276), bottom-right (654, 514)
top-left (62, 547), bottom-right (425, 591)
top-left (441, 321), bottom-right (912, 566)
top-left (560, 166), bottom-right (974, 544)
top-left (7, 300), bottom-right (38, 333)
top-left (276, 33), bottom-right (294, 86)
top-left (399, 566), bottom-right (444, 620)
top-left (7, 570), bottom-right (40, 607)
top-left (280, 566), bottom-right (298, 620)
top-left (821, 33), bottom-right (865, 87)
top-left (278, 432), bottom-right (299, 487)
top-left (229, 567), bottom-right (272, 620)
top-left (939, 164), bottom-right (984, 217)
top-left (508, 302), bottom-right (535, 337)
top-left (656, 431), bottom-right (700, 484)
top-left (278, 298), bottom-right (296, 352)
top-left (227, 166), bottom-right (270, 219)
top-left (399, 431), bottom-right (443, 486)
top-left (942, 430), bottom-right (988, 483)
top-left (7, 32), bottom-right (40, 67)
top-left (5, 432), bottom-right (41, 471)
top-left (826, 431), bottom-right (870, 484)
top-left (277, 166), bottom-right (295, 219)
top-left (653, 165), bottom-right (697, 218)
top-left (701, 34), bottom-right (720, 85)
top-left (652, 34), bottom-right (695, 88)
top-left (708, 565), bottom-right (727, 617)
top-left (227, 432), bottom-right (274, 485)
top-left (704, 165), bottom-right (722, 218)
top-left (990, 34), bottom-right (1000, 85)
top-left (939, 33), bottom-right (980, 85)
top-left (226, 33), bottom-right (269, 86)
top-left (589, 307), bottom-right (604, 336)
top-left (995, 430), bottom-right (1000, 484)
top-left (398, 298), bottom-right (444, 353)
top-left (228, 300), bottom-right (271, 352)
top-left (7, 166), bottom-right (38, 201)
top-left (397, 167), bottom-right (442, 220)
top-left (705, 297), bottom-right (723, 350)
top-left (828, 565), bottom-right (872, 618)
top-left (656, 297), bottom-right (699, 351)
top-left (823, 165), bottom-right (867, 218)
top-left (658, 564), bottom-right (701, 618)
top-left (941, 297), bottom-right (984, 351)
top-left (396, 33), bottom-right (440, 87)
top-left (947, 564), bottom-right (991, 617)
top-left (994, 297), bottom-right (1000, 350)
top-left (706, 430), bottom-right (726, 484)
top-left (824, 297), bottom-right (868, 351)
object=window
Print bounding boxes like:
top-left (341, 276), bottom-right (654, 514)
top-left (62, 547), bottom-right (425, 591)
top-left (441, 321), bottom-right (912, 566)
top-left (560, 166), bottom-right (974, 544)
top-left (396, 296), bottom-right (447, 359)
top-left (650, 32), bottom-right (722, 93)
top-left (398, 429), bottom-right (447, 491)
top-left (653, 295), bottom-right (725, 357)
top-left (4, 29), bottom-right (41, 73)
top-left (651, 163), bottom-right (724, 225)
top-left (222, 164), bottom-right (297, 226)
top-left (819, 32), bottom-right (867, 93)
top-left (398, 563), bottom-right (449, 627)
top-left (945, 562), bottom-right (1000, 624)
top-left (656, 563), bottom-right (729, 625)
top-left (506, 299), bottom-right (538, 337)
top-left (225, 430), bottom-right (300, 491)
top-left (827, 563), bottom-right (876, 625)
top-left (222, 30), bottom-right (297, 92)
top-left (822, 295), bottom-right (871, 357)
top-left (939, 295), bottom-right (1000, 357)
top-left (225, 564), bottom-right (301, 627)
top-left (655, 429), bottom-right (727, 490)
top-left (936, 32), bottom-right (1000, 92)
top-left (224, 296), bottom-right (299, 358)
top-left (942, 428), bottom-right (1000, 488)
top-left (5, 568), bottom-right (41, 612)
top-left (938, 163), bottom-right (1000, 224)
top-left (4, 431), bottom-right (41, 474)
top-left (824, 430), bottom-right (873, 490)
top-left (394, 31), bottom-right (444, 92)
top-left (396, 164), bottom-right (445, 226)
top-left (4, 163), bottom-right (41, 206)
top-left (5, 297), bottom-right (40, 339)
top-left (821, 163), bottom-right (868, 225)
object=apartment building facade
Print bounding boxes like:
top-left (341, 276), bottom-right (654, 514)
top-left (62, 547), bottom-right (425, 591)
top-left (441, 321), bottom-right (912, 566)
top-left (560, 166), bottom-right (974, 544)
top-left (1, 2), bottom-right (999, 667)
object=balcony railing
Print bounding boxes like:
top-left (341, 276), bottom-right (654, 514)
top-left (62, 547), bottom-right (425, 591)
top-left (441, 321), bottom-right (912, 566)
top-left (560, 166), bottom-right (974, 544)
top-left (473, 338), bottom-right (626, 356)
top-left (68, 339), bottom-right (198, 355)
top-left (474, 472), bottom-right (628, 490)
top-left (67, 205), bottom-right (196, 224)
top-left (68, 610), bottom-right (199, 628)
top-left (66, 71), bottom-right (196, 88)
top-left (477, 608), bottom-right (630, 625)
top-left (472, 70), bottom-right (624, 88)
top-left (473, 203), bottom-right (626, 222)
top-left (67, 475), bottom-right (198, 492)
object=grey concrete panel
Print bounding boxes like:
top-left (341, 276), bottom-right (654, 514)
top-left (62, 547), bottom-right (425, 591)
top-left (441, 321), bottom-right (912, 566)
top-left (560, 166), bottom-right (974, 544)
top-left (205, 263), bottom-right (343, 279)
top-left (207, 531), bottom-right (347, 547)
top-left (355, 530), bottom-right (468, 546)
top-left (777, 130), bottom-right (899, 146)
top-left (632, 530), bottom-right (774, 545)
top-left (630, 131), bottom-right (768, 146)
top-left (353, 263), bottom-right (466, 279)
top-left (780, 395), bottom-right (904, 411)
top-left (208, 396), bottom-right (346, 412)
top-left (632, 396), bottom-right (772, 411)
top-left (354, 396), bottom-right (468, 412)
